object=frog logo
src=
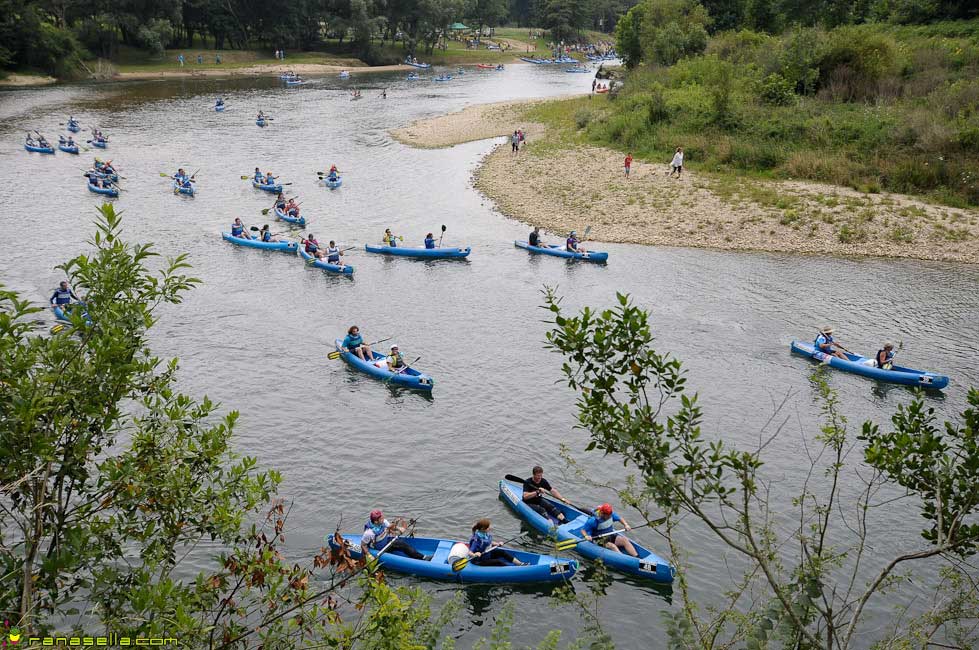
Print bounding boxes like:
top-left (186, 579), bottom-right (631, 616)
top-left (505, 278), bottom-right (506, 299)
top-left (7, 626), bottom-right (21, 644)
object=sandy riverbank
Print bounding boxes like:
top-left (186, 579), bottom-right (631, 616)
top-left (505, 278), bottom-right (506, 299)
top-left (394, 98), bottom-right (979, 264)
top-left (113, 62), bottom-right (414, 82)
top-left (0, 74), bottom-right (57, 87)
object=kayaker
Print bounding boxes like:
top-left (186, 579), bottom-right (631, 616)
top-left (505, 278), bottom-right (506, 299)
top-left (38, 134), bottom-right (50, 148)
top-left (264, 171), bottom-right (277, 186)
top-left (254, 167), bottom-right (263, 183)
top-left (230, 218), bottom-right (248, 239)
top-left (275, 192), bottom-right (287, 210)
top-left (424, 233), bottom-right (436, 249)
top-left (529, 227), bottom-right (543, 247)
top-left (386, 344), bottom-right (406, 372)
top-left (814, 327), bottom-right (847, 360)
top-left (26, 133), bottom-right (37, 147)
top-left (328, 165), bottom-right (339, 181)
top-left (464, 519), bottom-right (528, 567)
top-left (522, 466), bottom-right (569, 523)
top-left (875, 342), bottom-right (896, 370)
top-left (326, 241), bottom-right (342, 264)
top-left (361, 510), bottom-right (430, 561)
top-left (216, 98), bottom-right (224, 107)
top-left (66, 136), bottom-right (76, 147)
top-left (383, 229), bottom-right (400, 247)
top-left (581, 503), bottom-right (637, 557)
top-left (304, 234), bottom-right (326, 259)
top-left (259, 225), bottom-right (279, 242)
top-left (566, 231), bottom-right (587, 255)
top-left (285, 198), bottom-right (300, 218)
top-left (50, 281), bottom-right (81, 312)
top-left (342, 325), bottom-right (373, 362)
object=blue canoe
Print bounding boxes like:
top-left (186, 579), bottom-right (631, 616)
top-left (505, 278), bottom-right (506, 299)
top-left (365, 244), bottom-right (471, 259)
top-left (433, 75), bottom-right (452, 82)
top-left (215, 104), bottom-right (225, 112)
top-left (89, 170), bottom-right (119, 183)
top-left (25, 143), bottom-right (55, 154)
top-left (324, 176), bottom-right (342, 189)
top-left (173, 181), bottom-right (194, 195)
top-left (405, 61), bottom-right (431, 69)
top-left (339, 71), bottom-right (350, 79)
top-left (91, 139), bottom-right (107, 149)
top-left (58, 143), bottom-right (79, 154)
top-left (790, 340), bottom-right (949, 389)
top-left (406, 73), bottom-right (420, 80)
top-left (333, 338), bottom-right (434, 391)
top-left (566, 67), bottom-right (591, 73)
top-left (253, 180), bottom-right (282, 193)
top-left (514, 240), bottom-right (608, 263)
top-left (53, 304), bottom-right (91, 326)
top-left (221, 232), bottom-right (298, 252)
top-left (256, 118), bottom-right (268, 127)
top-left (67, 121), bottom-right (81, 133)
top-left (327, 534), bottom-right (577, 584)
top-left (274, 206), bottom-right (306, 226)
top-left (499, 480), bottom-right (675, 583)
top-left (285, 79), bottom-right (306, 86)
top-left (298, 245), bottom-right (353, 275)
top-left (87, 183), bottom-right (118, 197)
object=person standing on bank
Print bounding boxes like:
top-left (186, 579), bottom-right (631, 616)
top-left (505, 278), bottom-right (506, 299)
top-left (669, 147), bottom-right (683, 178)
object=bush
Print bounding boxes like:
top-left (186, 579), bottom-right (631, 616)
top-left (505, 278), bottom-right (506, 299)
top-left (838, 223), bottom-right (868, 242)
top-left (574, 109), bottom-right (592, 129)
top-left (818, 28), bottom-right (901, 101)
top-left (136, 19), bottom-right (174, 60)
top-left (776, 26), bottom-right (823, 95)
top-left (759, 73), bottom-right (796, 105)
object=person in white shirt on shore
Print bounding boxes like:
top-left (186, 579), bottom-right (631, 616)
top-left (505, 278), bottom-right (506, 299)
top-left (669, 147), bottom-right (684, 178)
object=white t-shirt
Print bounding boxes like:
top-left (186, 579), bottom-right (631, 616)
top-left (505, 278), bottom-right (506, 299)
top-left (671, 151), bottom-right (684, 167)
top-left (447, 542), bottom-right (471, 564)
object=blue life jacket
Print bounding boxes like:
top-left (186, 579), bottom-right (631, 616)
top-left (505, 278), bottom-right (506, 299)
top-left (364, 521), bottom-right (388, 548)
top-left (876, 349), bottom-right (894, 368)
top-left (327, 246), bottom-right (340, 263)
top-left (345, 334), bottom-right (363, 348)
top-left (424, 237), bottom-right (435, 249)
top-left (814, 333), bottom-right (834, 351)
top-left (51, 288), bottom-right (73, 305)
top-left (254, 172), bottom-right (263, 182)
top-left (468, 531), bottom-right (492, 554)
top-left (566, 237), bottom-right (579, 251)
top-left (261, 230), bottom-right (272, 242)
top-left (231, 224), bottom-right (244, 236)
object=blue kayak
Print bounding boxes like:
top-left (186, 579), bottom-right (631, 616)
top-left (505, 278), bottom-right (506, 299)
top-left (433, 75), bottom-right (452, 82)
top-left (406, 73), bottom-right (420, 80)
top-left (324, 175), bottom-right (342, 189)
top-left (256, 118), bottom-right (268, 127)
top-left (91, 139), bottom-right (107, 149)
top-left (365, 244), bottom-right (470, 259)
top-left (172, 181), bottom-right (194, 195)
top-left (298, 245), bottom-right (353, 275)
top-left (514, 240), bottom-right (608, 263)
top-left (87, 183), bottom-right (118, 197)
top-left (221, 232), bottom-right (298, 252)
top-left (67, 121), bottom-right (81, 133)
top-left (498, 479), bottom-right (675, 583)
top-left (333, 338), bottom-right (434, 391)
top-left (215, 104), bottom-right (225, 112)
top-left (274, 206), bottom-right (306, 226)
top-left (25, 143), bottom-right (55, 154)
top-left (566, 67), bottom-right (591, 73)
top-left (53, 304), bottom-right (91, 326)
top-left (405, 61), bottom-right (431, 69)
top-left (58, 143), bottom-right (79, 154)
top-left (790, 341), bottom-right (949, 389)
top-left (253, 180), bottom-right (282, 193)
top-left (327, 534), bottom-right (577, 584)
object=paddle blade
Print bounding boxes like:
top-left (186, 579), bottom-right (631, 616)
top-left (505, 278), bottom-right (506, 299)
top-left (503, 474), bottom-right (525, 484)
top-left (50, 324), bottom-right (65, 334)
top-left (451, 557), bottom-right (469, 572)
top-left (555, 539), bottom-right (579, 551)
top-left (261, 208), bottom-right (271, 215)
top-left (327, 350), bottom-right (342, 360)
top-left (441, 224), bottom-right (447, 232)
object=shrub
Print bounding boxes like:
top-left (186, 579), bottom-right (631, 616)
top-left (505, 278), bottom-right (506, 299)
top-left (777, 27), bottom-right (824, 95)
top-left (818, 28), bottom-right (901, 101)
top-left (759, 73), bottom-right (796, 105)
top-left (891, 225), bottom-right (915, 242)
top-left (838, 223), bottom-right (868, 242)
top-left (574, 109), bottom-right (592, 129)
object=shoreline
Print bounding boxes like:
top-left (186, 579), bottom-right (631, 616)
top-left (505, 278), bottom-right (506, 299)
top-left (111, 62), bottom-right (415, 82)
top-left (393, 98), bottom-right (979, 265)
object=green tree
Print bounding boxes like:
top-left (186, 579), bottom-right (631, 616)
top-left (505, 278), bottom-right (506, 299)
top-left (544, 289), bottom-right (979, 650)
top-left (625, 0), bottom-right (710, 66)
top-left (614, 4), bottom-right (642, 67)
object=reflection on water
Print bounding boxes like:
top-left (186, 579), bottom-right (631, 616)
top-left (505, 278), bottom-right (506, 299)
top-left (1, 66), bottom-right (977, 649)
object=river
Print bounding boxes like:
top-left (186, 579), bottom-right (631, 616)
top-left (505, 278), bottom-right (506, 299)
top-left (1, 64), bottom-right (977, 648)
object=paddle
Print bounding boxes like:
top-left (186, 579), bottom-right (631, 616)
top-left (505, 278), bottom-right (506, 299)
top-left (328, 338), bottom-right (391, 360)
top-left (451, 531), bottom-right (528, 572)
top-left (554, 519), bottom-right (666, 552)
top-left (503, 474), bottom-right (590, 514)
top-left (437, 224), bottom-right (446, 248)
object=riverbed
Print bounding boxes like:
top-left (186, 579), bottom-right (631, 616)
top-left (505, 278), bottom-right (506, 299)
top-left (1, 64), bottom-right (977, 648)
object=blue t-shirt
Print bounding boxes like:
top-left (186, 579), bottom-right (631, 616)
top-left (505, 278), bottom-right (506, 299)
top-left (343, 334), bottom-right (364, 349)
top-left (424, 237), bottom-right (436, 249)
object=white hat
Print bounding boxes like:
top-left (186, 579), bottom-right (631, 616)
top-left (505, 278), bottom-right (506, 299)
top-left (390, 344), bottom-right (399, 349)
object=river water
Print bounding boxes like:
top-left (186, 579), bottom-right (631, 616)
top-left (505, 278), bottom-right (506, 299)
top-left (2, 65), bottom-right (978, 648)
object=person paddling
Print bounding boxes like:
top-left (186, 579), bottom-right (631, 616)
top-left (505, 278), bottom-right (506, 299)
top-left (259, 225), bottom-right (279, 242)
top-left (424, 233), bottom-right (436, 249)
top-left (254, 167), bottom-right (263, 183)
top-left (361, 510), bottom-right (430, 561)
top-left (876, 342), bottom-right (895, 369)
top-left (327, 165), bottom-right (339, 182)
top-left (386, 344), bottom-right (406, 372)
top-left (342, 325), bottom-right (373, 362)
top-left (461, 519), bottom-right (528, 567)
top-left (383, 229), bottom-right (400, 247)
top-left (522, 466), bottom-right (569, 523)
top-left (230, 218), bottom-right (249, 239)
top-left (303, 233), bottom-right (326, 259)
top-left (529, 226), bottom-right (543, 247)
top-left (566, 230), bottom-right (587, 255)
top-left (50, 281), bottom-right (81, 314)
top-left (581, 503), bottom-right (638, 556)
top-left (815, 327), bottom-right (847, 360)
top-left (325, 240), bottom-right (343, 264)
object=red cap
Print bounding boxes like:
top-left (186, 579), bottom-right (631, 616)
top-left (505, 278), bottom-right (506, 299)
top-left (370, 509), bottom-right (383, 520)
top-left (598, 503), bottom-right (613, 516)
